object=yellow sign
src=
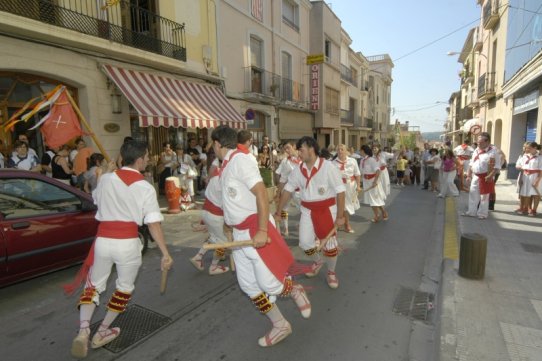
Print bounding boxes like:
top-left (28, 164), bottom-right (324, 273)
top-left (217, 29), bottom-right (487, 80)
top-left (306, 54), bottom-right (325, 65)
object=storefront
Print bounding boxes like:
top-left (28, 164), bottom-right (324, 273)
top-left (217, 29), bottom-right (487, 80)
top-left (277, 109), bottom-right (314, 141)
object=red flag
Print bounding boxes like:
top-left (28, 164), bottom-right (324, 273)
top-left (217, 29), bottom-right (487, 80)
top-left (40, 91), bottom-right (84, 148)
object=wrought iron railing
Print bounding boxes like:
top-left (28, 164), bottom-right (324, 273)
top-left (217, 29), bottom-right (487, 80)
top-left (0, 0), bottom-right (186, 61)
top-left (244, 67), bottom-right (281, 98)
top-left (483, 0), bottom-right (499, 28)
top-left (478, 72), bottom-right (496, 98)
top-left (340, 109), bottom-right (354, 124)
top-left (281, 77), bottom-right (305, 103)
top-left (340, 65), bottom-right (357, 86)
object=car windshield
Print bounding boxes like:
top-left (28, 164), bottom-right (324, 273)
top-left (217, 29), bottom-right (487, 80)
top-left (0, 178), bottom-right (82, 219)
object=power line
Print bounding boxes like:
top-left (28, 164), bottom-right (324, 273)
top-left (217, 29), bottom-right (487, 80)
top-left (392, 17), bottom-right (481, 62)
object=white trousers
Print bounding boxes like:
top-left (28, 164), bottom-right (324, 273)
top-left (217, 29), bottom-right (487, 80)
top-left (232, 217), bottom-right (283, 302)
top-left (467, 175), bottom-right (489, 217)
top-left (86, 237), bottom-right (142, 305)
top-left (202, 210), bottom-right (227, 244)
top-left (440, 171), bottom-right (459, 197)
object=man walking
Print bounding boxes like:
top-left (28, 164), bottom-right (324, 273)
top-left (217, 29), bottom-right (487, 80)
top-left (68, 141), bottom-right (173, 359)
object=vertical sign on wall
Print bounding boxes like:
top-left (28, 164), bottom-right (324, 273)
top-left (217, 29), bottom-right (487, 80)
top-left (251, 0), bottom-right (263, 22)
top-left (310, 64), bottom-right (320, 111)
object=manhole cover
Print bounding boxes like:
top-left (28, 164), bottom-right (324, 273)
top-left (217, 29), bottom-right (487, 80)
top-left (91, 304), bottom-right (171, 353)
top-left (521, 243), bottom-right (542, 254)
top-left (392, 286), bottom-right (433, 322)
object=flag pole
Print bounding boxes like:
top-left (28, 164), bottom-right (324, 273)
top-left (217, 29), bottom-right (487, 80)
top-left (65, 91), bottom-right (111, 162)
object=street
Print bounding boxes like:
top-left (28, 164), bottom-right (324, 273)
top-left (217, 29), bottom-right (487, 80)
top-left (1, 186), bottom-right (442, 361)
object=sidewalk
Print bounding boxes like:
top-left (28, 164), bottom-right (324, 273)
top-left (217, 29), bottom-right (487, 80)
top-left (439, 176), bottom-right (542, 361)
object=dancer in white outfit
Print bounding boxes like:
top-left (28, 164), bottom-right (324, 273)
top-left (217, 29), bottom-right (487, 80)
top-left (274, 140), bottom-right (301, 236)
top-left (373, 145), bottom-right (393, 197)
top-left (359, 145), bottom-right (388, 223)
top-left (518, 142), bottom-right (541, 216)
top-left (211, 126), bottom-right (311, 347)
top-left (332, 144), bottom-right (361, 233)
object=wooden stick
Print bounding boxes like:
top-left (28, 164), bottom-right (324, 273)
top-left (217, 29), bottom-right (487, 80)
top-left (317, 226), bottom-right (338, 251)
top-left (65, 91), bottom-right (111, 162)
top-left (160, 269), bottom-right (168, 295)
top-left (203, 240), bottom-right (253, 250)
top-left (229, 254), bottom-right (236, 272)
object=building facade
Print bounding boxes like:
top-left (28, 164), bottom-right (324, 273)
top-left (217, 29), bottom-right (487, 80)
top-left (0, 0), bottom-right (243, 162)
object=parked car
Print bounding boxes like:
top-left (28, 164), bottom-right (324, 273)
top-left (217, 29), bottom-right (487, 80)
top-left (0, 169), bottom-right (151, 288)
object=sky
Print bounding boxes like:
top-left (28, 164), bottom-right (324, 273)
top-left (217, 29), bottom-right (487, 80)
top-left (329, 0), bottom-right (481, 133)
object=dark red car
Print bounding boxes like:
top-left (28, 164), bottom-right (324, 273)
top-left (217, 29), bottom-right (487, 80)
top-left (0, 169), bottom-right (98, 287)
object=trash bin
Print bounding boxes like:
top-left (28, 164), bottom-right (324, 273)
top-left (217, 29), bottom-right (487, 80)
top-left (458, 233), bottom-right (487, 279)
top-left (507, 162), bottom-right (519, 180)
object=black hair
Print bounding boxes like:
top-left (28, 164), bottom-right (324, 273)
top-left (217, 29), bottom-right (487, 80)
top-left (123, 136), bottom-right (134, 144)
top-left (237, 129), bottom-right (253, 144)
top-left (360, 145), bottom-right (373, 157)
top-left (479, 132), bottom-right (491, 143)
top-left (211, 125), bottom-right (237, 150)
top-left (296, 136), bottom-right (319, 156)
top-left (320, 148), bottom-right (332, 160)
top-left (121, 140), bottom-right (148, 166)
top-left (87, 153), bottom-right (105, 170)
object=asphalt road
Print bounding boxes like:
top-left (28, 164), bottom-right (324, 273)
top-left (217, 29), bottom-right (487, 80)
top-left (0, 185), bottom-right (443, 361)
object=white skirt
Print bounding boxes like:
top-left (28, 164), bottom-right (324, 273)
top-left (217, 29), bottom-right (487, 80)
top-left (362, 178), bottom-right (386, 207)
top-left (519, 172), bottom-right (542, 197)
top-left (344, 179), bottom-right (360, 215)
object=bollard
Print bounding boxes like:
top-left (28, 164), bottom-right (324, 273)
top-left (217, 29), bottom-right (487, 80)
top-left (458, 233), bottom-right (487, 279)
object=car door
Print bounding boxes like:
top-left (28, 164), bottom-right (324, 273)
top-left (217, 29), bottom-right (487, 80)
top-left (0, 176), bottom-right (97, 285)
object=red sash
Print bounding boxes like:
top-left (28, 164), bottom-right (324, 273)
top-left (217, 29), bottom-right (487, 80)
top-left (524, 169), bottom-right (540, 175)
top-left (203, 198), bottom-right (224, 216)
top-left (458, 155), bottom-right (470, 160)
top-left (379, 165), bottom-right (386, 170)
top-left (233, 214), bottom-right (294, 281)
top-left (475, 173), bottom-right (495, 195)
top-left (364, 173), bottom-right (376, 179)
top-left (300, 197), bottom-right (336, 240)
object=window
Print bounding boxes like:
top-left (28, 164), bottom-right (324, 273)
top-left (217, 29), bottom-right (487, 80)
top-left (325, 87), bottom-right (339, 115)
top-left (281, 51), bottom-right (292, 100)
top-left (247, 111), bottom-right (266, 146)
top-left (250, 36), bottom-right (264, 93)
top-left (282, 0), bottom-right (299, 30)
top-left (0, 178), bottom-right (82, 220)
top-left (325, 39), bottom-right (331, 62)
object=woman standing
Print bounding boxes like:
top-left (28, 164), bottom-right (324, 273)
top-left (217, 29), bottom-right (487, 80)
top-left (373, 145), bottom-right (393, 196)
top-left (426, 148), bottom-right (441, 192)
top-left (8, 141), bottom-right (40, 172)
top-left (175, 145), bottom-right (196, 197)
top-left (438, 150), bottom-right (459, 198)
top-left (359, 145), bottom-right (388, 223)
top-left (333, 144), bottom-right (361, 233)
top-left (158, 142), bottom-right (177, 195)
top-left (52, 145), bottom-right (73, 185)
top-left (83, 153), bottom-right (108, 193)
top-left (518, 142), bottom-right (541, 216)
top-left (258, 145), bottom-right (272, 169)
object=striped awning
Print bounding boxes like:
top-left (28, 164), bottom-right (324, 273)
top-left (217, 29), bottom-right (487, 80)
top-left (102, 65), bottom-right (245, 129)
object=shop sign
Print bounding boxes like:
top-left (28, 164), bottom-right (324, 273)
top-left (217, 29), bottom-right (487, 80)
top-left (306, 54), bottom-right (325, 65)
top-left (310, 64), bottom-right (320, 111)
top-left (513, 89), bottom-right (539, 115)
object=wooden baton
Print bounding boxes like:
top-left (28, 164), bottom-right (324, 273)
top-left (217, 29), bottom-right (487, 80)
top-left (316, 226), bottom-right (338, 252)
top-left (160, 269), bottom-right (168, 295)
top-left (203, 240), bottom-right (253, 250)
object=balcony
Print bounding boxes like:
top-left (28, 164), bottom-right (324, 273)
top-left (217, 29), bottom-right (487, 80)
top-left (244, 67), bottom-right (281, 99)
top-left (363, 118), bottom-right (374, 129)
top-left (473, 27), bottom-right (483, 52)
top-left (340, 109), bottom-right (354, 125)
top-left (0, 0), bottom-right (187, 61)
top-left (281, 77), bottom-right (306, 108)
top-left (340, 65), bottom-right (358, 87)
top-left (483, 0), bottom-right (500, 30)
top-left (478, 72), bottom-right (496, 100)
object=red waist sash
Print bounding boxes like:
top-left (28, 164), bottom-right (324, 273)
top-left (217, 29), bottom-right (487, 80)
top-left (364, 173), bottom-right (376, 179)
top-left (63, 221), bottom-right (138, 295)
top-left (524, 169), bottom-right (540, 175)
top-left (203, 199), bottom-right (224, 216)
top-left (233, 214), bottom-right (294, 281)
top-left (342, 176), bottom-right (356, 184)
top-left (475, 172), bottom-right (495, 195)
top-left (300, 198), bottom-right (336, 240)
top-left (379, 165), bottom-right (386, 170)
top-left (458, 155), bottom-right (470, 160)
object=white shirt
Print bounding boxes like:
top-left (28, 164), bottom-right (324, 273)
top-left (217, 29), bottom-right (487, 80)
top-left (284, 158), bottom-right (345, 204)
top-left (453, 144), bottom-right (474, 158)
top-left (470, 146), bottom-right (500, 174)
top-left (520, 154), bottom-right (542, 172)
top-left (205, 174), bottom-right (223, 208)
top-left (333, 157), bottom-right (361, 181)
top-left (359, 156), bottom-right (380, 176)
top-left (9, 153), bottom-right (39, 170)
top-left (93, 167), bottom-right (163, 225)
top-left (276, 156), bottom-right (301, 184)
top-left (220, 149), bottom-right (262, 226)
top-left (376, 151), bottom-right (394, 167)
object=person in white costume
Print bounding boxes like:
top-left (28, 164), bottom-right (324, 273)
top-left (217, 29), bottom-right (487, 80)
top-left (373, 145), bottom-right (393, 197)
top-left (274, 140), bottom-right (301, 236)
top-left (67, 141), bottom-right (173, 359)
top-left (453, 139), bottom-right (474, 191)
top-left (275, 136), bottom-right (346, 289)
top-left (189, 157), bottom-right (230, 275)
top-left (212, 126), bottom-right (311, 348)
top-left (332, 144), bottom-right (361, 233)
top-left (517, 141), bottom-right (541, 216)
top-left (462, 132), bottom-right (500, 219)
top-left (359, 145), bottom-right (388, 223)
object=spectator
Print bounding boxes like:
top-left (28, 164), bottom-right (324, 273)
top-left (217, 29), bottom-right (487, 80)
top-left (41, 147), bottom-right (57, 177)
top-left (179, 186), bottom-right (196, 211)
top-left (258, 145), bottom-right (272, 169)
top-left (72, 138), bottom-right (94, 188)
top-left (157, 142), bottom-right (177, 195)
top-left (426, 148), bottom-right (441, 192)
top-left (13, 132), bottom-right (37, 158)
top-left (438, 149), bottom-right (459, 198)
top-left (395, 155), bottom-right (409, 187)
top-left (175, 145), bottom-right (196, 197)
top-left (51, 145), bottom-right (73, 185)
top-left (8, 140), bottom-right (40, 172)
top-left (83, 153), bottom-right (111, 193)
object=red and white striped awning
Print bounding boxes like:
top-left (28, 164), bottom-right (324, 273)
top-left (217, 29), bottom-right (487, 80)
top-left (102, 65), bottom-right (245, 129)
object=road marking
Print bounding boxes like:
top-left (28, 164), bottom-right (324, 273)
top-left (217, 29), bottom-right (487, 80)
top-left (443, 197), bottom-right (459, 260)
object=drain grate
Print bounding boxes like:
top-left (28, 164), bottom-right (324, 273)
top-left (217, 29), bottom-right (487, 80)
top-left (91, 304), bottom-right (171, 353)
top-left (392, 286), bottom-right (433, 322)
top-left (521, 243), bottom-right (542, 254)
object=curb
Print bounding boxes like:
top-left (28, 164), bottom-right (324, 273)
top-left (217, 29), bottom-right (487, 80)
top-left (438, 258), bottom-right (458, 361)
